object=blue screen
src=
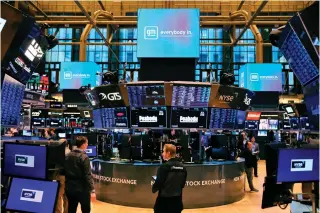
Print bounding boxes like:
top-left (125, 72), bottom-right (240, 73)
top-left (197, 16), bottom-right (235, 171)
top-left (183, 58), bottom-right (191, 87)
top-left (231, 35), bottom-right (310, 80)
top-left (137, 9), bottom-right (200, 58)
top-left (277, 148), bottom-right (319, 182)
top-left (59, 62), bottom-right (101, 90)
top-left (4, 143), bottom-right (47, 179)
top-left (93, 109), bottom-right (102, 128)
top-left (239, 63), bottom-right (282, 92)
top-left (101, 107), bottom-right (128, 128)
top-left (1, 74), bottom-right (25, 127)
top-left (209, 108), bottom-right (237, 129)
top-left (127, 84), bottom-right (165, 107)
top-left (85, 145), bottom-right (97, 158)
top-left (172, 85), bottom-right (211, 107)
top-left (6, 177), bottom-right (59, 213)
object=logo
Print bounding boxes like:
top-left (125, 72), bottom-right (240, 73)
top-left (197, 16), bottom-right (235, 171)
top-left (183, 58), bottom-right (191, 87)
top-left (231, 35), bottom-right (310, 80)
top-left (20, 189), bottom-right (43, 203)
top-left (32, 111), bottom-right (41, 117)
top-left (250, 73), bottom-right (259, 81)
top-left (99, 92), bottom-right (121, 101)
top-left (139, 116), bottom-right (158, 123)
top-left (86, 149), bottom-right (93, 154)
top-left (24, 39), bottom-right (44, 62)
top-left (64, 71), bottom-right (72, 79)
top-left (243, 93), bottom-right (252, 106)
top-left (180, 116), bottom-right (198, 123)
top-left (291, 159), bottom-right (313, 172)
top-left (144, 26), bottom-right (158, 40)
top-left (15, 155), bottom-right (35, 168)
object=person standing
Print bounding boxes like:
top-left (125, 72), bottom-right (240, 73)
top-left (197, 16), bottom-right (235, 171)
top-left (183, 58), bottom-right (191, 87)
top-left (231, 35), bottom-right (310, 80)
top-left (64, 136), bottom-right (95, 213)
top-left (152, 144), bottom-right (187, 213)
top-left (251, 136), bottom-right (260, 177)
top-left (241, 142), bottom-right (259, 192)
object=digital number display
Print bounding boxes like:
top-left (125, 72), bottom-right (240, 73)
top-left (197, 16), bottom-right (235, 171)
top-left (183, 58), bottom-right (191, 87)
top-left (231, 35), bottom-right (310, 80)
top-left (172, 85), bottom-right (211, 107)
top-left (127, 84), bottom-right (165, 107)
top-left (209, 108), bottom-right (237, 129)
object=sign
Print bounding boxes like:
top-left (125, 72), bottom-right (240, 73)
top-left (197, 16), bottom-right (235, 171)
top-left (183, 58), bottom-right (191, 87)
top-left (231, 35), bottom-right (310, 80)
top-left (95, 85), bottom-right (125, 108)
top-left (239, 63), bottom-right (282, 92)
top-left (137, 9), bottom-right (200, 58)
top-left (171, 107), bottom-right (207, 128)
top-left (59, 62), bottom-right (101, 90)
top-left (91, 159), bottom-right (245, 208)
top-left (246, 112), bottom-right (261, 120)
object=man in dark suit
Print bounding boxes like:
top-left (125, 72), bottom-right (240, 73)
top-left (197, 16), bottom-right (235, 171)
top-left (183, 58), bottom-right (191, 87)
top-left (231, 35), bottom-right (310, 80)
top-left (152, 144), bottom-right (187, 213)
top-left (242, 142), bottom-right (259, 192)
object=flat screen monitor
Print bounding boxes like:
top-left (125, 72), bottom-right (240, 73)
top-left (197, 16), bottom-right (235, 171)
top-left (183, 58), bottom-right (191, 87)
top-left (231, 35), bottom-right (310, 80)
top-left (208, 108), bottom-right (237, 129)
top-left (289, 117), bottom-right (299, 130)
top-left (172, 84), bottom-right (211, 107)
top-left (59, 62), bottom-right (101, 90)
top-left (101, 107), bottom-right (128, 128)
top-left (258, 130), bottom-right (268, 137)
top-left (277, 148), bottom-right (319, 182)
top-left (259, 119), bottom-right (279, 130)
top-left (171, 107), bottom-right (207, 128)
top-left (300, 117), bottom-right (310, 130)
top-left (1, 74), bottom-right (25, 127)
top-left (46, 118), bottom-right (64, 128)
top-left (245, 120), bottom-right (259, 130)
top-left (85, 145), bottom-right (97, 158)
top-left (127, 84), bottom-right (165, 107)
top-left (5, 177), bottom-right (59, 213)
top-left (3, 143), bottom-right (47, 179)
top-left (93, 109), bottom-right (102, 129)
top-left (234, 110), bottom-right (246, 129)
top-left (130, 106), bottom-right (167, 128)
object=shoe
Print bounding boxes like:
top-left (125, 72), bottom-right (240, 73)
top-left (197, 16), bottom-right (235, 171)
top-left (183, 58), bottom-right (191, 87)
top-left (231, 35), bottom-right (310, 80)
top-left (251, 189), bottom-right (259, 192)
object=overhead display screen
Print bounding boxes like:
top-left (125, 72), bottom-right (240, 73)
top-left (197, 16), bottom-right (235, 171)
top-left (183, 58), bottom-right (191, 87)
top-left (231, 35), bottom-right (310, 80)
top-left (171, 107), bottom-right (207, 128)
top-left (239, 63), bottom-right (283, 92)
top-left (101, 107), bottom-right (128, 128)
top-left (1, 74), bottom-right (25, 127)
top-left (234, 110), bottom-right (246, 129)
top-left (245, 120), bottom-right (259, 130)
top-left (127, 84), bottom-right (165, 107)
top-left (59, 62), bottom-right (101, 90)
top-left (46, 110), bottom-right (64, 128)
top-left (130, 106), bottom-right (167, 128)
top-left (95, 84), bottom-right (125, 108)
top-left (137, 9), bottom-right (200, 58)
top-left (172, 85), bottom-right (211, 107)
top-left (31, 109), bottom-right (47, 128)
top-left (258, 112), bottom-right (280, 130)
top-left (210, 85), bottom-right (254, 111)
top-left (208, 108), bottom-right (237, 129)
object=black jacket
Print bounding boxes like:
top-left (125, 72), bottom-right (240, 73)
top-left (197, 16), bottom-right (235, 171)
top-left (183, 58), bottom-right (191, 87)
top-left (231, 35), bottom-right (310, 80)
top-left (64, 148), bottom-right (94, 194)
top-left (152, 158), bottom-right (187, 212)
top-left (241, 148), bottom-right (256, 168)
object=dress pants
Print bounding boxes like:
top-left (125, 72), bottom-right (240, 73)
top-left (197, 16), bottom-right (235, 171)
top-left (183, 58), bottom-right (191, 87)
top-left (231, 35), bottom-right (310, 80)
top-left (66, 191), bottom-right (91, 213)
top-left (253, 158), bottom-right (258, 176)
top-left (245, 167), bottom-right (254, 191)
top-left (55, 175), bottom-right (68, 213)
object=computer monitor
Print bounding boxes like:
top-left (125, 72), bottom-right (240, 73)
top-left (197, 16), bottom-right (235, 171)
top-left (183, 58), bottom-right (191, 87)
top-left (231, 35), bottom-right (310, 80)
top-left (277, 148), bottom-right (319, 182)
top-left (85, 145), bottom-right (97, 158)
top-left (5, 177), bottom-right (59, 213)
top-left (258, 131), bottom-right (268, 137)
top-left (3, 143), bottom-right (47, 179)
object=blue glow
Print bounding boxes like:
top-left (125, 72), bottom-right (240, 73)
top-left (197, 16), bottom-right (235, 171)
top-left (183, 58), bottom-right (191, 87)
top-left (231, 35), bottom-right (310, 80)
top-left (137, 9), bottom-right (200, 58)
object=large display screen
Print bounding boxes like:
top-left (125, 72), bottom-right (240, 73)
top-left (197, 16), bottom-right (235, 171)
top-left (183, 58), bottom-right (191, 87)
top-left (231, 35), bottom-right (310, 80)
top-left (172, 85), bottom-right (211, 107)
top-left (5, 177), bottom-right (59, 213)
top-left (171, 107), bottom-right (207, 128)
top-left (277, 148), bottom-right (319, 182)
top-left (239, 63), bottom-right (283, 92)
top-left (127, 84), bottom-right (165, 107)
top-left (234, 110), bottom-right (246, 129)
top-left (101, 107), bottom-right (128, 128)
top-left (130, 106), bottom-right (167, 128)
top-left (3, 143), bottom-right (47, 179)
top-left (59, 62), bottom-right (101, 90)
top-left (208, 108), bottom-right (237, 129)
top-left (1, 74), bottom-right (25, 127)
top-left (137, 9), bottom-right (200, 58)
top-left (258, 112), bottom-right (280, 130)
top-left (95, 85), bottom-right (125, 108)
